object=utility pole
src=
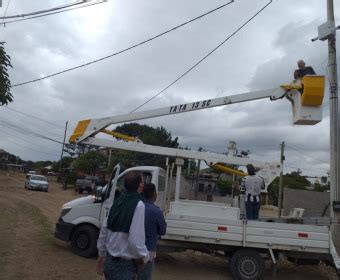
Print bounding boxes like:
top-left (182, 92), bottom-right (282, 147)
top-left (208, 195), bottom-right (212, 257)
top-left (195, 159), bottom-right (201, 200)
top-left (278, 141), bottom-right (285, 217)
top-left (327, 0), bottom-right (340, 254)
top-left (327, 0), bottom-right (340, 217)
top-left (312, 0), bottom-right (340, 253)
top-left (107, 149), bottom-right (112, 167)
top-left (59, 121), bottom-right (68, 180)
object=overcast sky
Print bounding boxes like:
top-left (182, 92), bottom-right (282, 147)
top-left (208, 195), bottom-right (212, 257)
top-left (0, 0), bottom-right (339, 177)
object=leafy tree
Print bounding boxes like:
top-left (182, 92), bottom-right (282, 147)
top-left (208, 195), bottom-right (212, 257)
top-left (314, 183), bottom-right (327, 192)
top-left (217, 179), bottom-right (232, 196)
top-left (34, 160), bottom-right (53, 169)
top-left (267, 171), bottom-right (310, 206)
top-left (115, 123), bottom-right (179, 147)
top-left (74, 151), bottom-right (106, 175)
top-left (109, 123), bottom-right (180, 169)
top-left (0, 42), bottom-right (13, 105)
top-left (52, 156), bottom-right (74, 172)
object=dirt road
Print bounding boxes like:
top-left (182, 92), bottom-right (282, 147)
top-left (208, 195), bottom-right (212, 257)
top-left (0, 172), bottom-right (336, 280)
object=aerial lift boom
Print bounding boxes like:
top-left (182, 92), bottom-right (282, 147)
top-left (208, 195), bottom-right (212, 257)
top-left (69, 76), bottom-right (325, 191)
top-left (70, 75), bottom-right (325, 144)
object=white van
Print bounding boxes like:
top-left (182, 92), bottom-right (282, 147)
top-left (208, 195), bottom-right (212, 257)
top-left (54, 165), bottom-right (166, 257)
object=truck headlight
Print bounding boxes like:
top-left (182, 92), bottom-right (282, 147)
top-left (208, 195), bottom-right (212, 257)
top-left (60, 207), bottom-right (72, 218)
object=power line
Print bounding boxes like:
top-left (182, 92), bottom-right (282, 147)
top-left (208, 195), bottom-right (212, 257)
top-left (130, 0), bottom-right (273, 112)
top-left (2, 0), bottom-right (12, 25)
top-left (0, 118), bottom-right (63, 145)
top-left (7, 140), bottom-right (58, 157)
top-left (0, 112), bottom-right (62, 138)
top-left (285, 165), bottom-right (329, 174)
top-left (2, 129), bottom-right (59, 156)
top-left (2, 0), bottom-right (106, 26)
top-left (2, 107), bottom-right (64, 128)
top-left (0, 0), bottom-right (88, 20)
top-left (12, 1), bottom-right (234, 87)
top-left (285, 145), bottom-right (329, 164)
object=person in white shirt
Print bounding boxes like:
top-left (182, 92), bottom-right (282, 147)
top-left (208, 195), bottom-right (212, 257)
top-left (96, 171), bottom-right (149, 280)
top-left (243, 164), bottom-right (264, 220)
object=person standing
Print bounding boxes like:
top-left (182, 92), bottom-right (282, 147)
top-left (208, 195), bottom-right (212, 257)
top-left (294, 59), bottom-right (316, 80)
top-left (243, 164), bottom-right (264, 220)
top-left (96, 171), bottom-right (149, 280)
top-left (139, 183), bottom-right (167, 280)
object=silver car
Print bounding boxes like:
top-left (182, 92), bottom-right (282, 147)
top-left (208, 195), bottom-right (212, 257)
top-left (26, 175), bottom-right (49, 192)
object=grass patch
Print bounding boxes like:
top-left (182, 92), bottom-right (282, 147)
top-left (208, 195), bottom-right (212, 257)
top-left (17, 201), bottom-right (54, 247)
top-left (0, 201), bottom-right (19, 276)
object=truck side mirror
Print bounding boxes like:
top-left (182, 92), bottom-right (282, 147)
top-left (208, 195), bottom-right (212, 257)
top-left (94, 186), bottom-right (104, 203)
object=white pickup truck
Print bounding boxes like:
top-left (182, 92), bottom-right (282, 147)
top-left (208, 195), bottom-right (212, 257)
top-left (54, 163), bottom-right (340, 280)
top-left (55, 76), bottom-right (340, 279)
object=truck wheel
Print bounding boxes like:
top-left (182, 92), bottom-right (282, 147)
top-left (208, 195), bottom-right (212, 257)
top-left (71, 225), bottom-right (98, 258)
top-left (230, 249), bottom-right (265, 280)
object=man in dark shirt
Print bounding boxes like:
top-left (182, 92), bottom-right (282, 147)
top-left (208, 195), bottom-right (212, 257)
top-left (139, 183), bottom-right (167, 280)
top-left (294, 59), bottom-right (316, 79)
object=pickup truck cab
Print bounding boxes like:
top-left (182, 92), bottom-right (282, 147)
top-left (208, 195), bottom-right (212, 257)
top-left (54, 165), bottom-right (166, 257)
top-left (75, 175), bottom-right (100, 194)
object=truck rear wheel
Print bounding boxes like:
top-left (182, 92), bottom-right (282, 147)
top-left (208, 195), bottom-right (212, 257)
top-left (230, 249), bottom-right (265, 280)
top-left (71, 225), bottom-right (98, 258)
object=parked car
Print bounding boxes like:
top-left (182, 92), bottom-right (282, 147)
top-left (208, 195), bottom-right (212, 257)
top-left (25, 175), bottom-right (49, 192)
top-left (28, 170), bottom-right (36, 175)
top-left (75, 176), bottom-right (100, 194)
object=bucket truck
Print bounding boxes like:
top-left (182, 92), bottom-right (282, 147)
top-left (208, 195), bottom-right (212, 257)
top-left (54, 76), bottom-right (340, 279)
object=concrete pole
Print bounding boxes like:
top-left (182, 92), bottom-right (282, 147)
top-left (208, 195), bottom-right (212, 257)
top-left (59, 121), bottom-right (68, 181)
top-left (174, 158), bottom-right (184, 202)
top-left (107, 149), bottom-right (112, 167)
top-left (175, 164), bottom-right (182, 202)
top-left (278, 141), bottom-right (285, 217)
top-left (327, 0), bottom-right (339, 216)
top-left (163, 157), bottom-right (170, 209)
top-left (195, 160), bottom-right (201, 200)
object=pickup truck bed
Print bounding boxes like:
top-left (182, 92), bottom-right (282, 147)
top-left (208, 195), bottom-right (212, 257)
top-left (158, 200), bottom-right (340, 277)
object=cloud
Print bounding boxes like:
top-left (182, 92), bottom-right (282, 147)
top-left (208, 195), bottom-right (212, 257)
top-left (0, 0), bottom-right (336, 177)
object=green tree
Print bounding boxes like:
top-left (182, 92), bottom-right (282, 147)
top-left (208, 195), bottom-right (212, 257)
top-left (34, 160), bottom-right (53, 169)
top-left (0, 42), bottom-right (13, 105)
top-left (74, 151), bottom-right (106, 175)
top-left (109, 123), bottom-right (180, 169)
top-left (267, 171), bottom-right (310, 206)
top-left (216, 179), bottom-right (232, 196)
top-left (52, 156), bottom-right (74, 172)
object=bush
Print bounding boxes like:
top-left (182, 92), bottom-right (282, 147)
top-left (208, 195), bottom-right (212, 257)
top-left (217, 179), bottom-right (232, 196)
top-left (65, 172), bottom-right (77, 185)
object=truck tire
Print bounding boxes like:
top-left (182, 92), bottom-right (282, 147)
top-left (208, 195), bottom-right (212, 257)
top-left (230, 249), bottom-right (265, 280)
top-left (71, 225), bottom-right (98, 258)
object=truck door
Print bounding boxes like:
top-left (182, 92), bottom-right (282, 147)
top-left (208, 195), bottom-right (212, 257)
top-left (99, 164), bottom-right (121, 223)
top-left (155, 169), bottom-right (166, 211)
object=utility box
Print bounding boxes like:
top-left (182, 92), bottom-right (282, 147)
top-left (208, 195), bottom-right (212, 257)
top-left (318, 21), bottom-right (336, 41)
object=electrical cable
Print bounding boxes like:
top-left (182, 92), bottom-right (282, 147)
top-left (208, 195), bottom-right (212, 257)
top-left (0, 113), bottom-right (63, 139)
top-left (130, 0), bottom-right (273, 113)
top-left (2, 0), bottom-right (106, 26)
top-left (285, 145), bottom-right (329, 164)
top-left (0, 0), bottom-right (88, 20)
top-left (12, 1), bottom-right (234, 87)
top-left (2, 129), bottom-right (59, 156)
top-left (285, 165), bottom-right (328, 174)
top-left (0, 118), bottom-right (63, 144)
top-left (2, 107), bottom-right (64, 128)
top-left (1, 0), bottom-right (11, 25)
